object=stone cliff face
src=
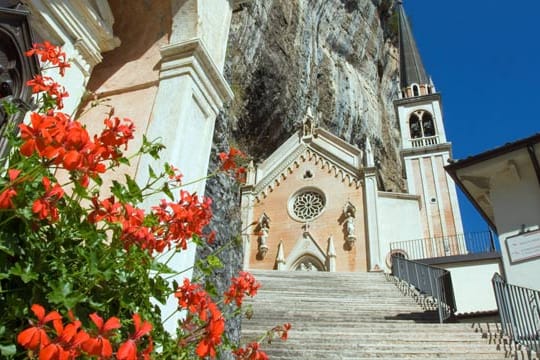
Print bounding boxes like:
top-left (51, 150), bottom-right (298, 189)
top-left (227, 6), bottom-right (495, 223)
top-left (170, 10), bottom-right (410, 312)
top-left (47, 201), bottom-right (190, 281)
top-left (197, 0), bottom-right (401, 352)
top-left (226, 0), bottom-right (402, 191)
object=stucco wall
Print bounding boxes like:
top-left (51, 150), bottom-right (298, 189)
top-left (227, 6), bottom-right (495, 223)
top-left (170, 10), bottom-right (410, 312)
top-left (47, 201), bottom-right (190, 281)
top-left (491, 156), bottom-right (540, 290)
top-left (437, 259), bottom-right (502, 314)
top-left (377, 193), bottom-right (422, 269)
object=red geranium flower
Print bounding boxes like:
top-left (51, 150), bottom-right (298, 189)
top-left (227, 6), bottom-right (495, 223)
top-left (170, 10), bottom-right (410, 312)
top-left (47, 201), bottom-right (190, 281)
top-left (218, 147), bottom-right (247, 182)
top-left (81, 313), bottom-right (121, 358)
top-left (117, 314), bottom-right (152, 360)
top-left (26, 41), bottom-right (71, 76)
top-left (233, 342), bottom-right (269, 360)
top-left (32, 176), bottom-right (64, 221)
top-left (224, 271), bottom-right (261, 307)
top-left (0, 169), bottom-right (21, 209)
top-left (17, 304), bottom-right (62, 351)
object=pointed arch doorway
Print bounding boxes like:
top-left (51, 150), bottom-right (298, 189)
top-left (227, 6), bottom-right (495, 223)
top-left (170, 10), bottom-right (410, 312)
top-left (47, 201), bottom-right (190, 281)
top-left (291, 254), bottom-right (326, 271)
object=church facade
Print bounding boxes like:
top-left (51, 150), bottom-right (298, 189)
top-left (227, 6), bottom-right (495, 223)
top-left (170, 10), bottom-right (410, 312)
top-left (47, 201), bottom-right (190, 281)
top-left (240, 3), bottom-right (464, 272)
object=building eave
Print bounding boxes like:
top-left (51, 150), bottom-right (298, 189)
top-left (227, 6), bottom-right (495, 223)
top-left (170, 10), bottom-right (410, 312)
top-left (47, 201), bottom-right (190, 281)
top-left (445, 133), bottom-right (540, 234)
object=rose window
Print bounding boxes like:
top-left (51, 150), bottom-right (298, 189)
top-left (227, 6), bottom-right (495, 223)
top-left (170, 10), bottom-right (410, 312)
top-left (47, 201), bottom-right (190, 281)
top-left (291, 190), bottom-right (325, 221)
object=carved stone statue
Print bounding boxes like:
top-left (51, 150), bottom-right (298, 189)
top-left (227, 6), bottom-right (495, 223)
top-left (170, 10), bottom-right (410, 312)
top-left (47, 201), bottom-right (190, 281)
top-left (256, 213), bottom-right (270, 259)
top-left (342, 202), bottom-right (356, 248)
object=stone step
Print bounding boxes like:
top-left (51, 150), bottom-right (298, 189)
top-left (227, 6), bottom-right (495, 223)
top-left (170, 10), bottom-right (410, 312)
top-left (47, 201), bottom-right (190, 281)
top-left (241, 329), bottom-right (495, 341)
top-left (249, 347), bottom-right (507, 359)
top-left (241, 270), bottom-right (511, 359)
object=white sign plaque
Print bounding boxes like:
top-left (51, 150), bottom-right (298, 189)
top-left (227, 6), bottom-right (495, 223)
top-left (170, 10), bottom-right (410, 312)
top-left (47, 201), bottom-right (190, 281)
top-left (507, 229), bottom-right (540, 263)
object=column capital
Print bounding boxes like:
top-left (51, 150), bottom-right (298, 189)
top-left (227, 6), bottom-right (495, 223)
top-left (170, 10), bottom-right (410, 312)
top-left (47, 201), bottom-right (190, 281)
top-left (160, 39), bottom-right (233, 113)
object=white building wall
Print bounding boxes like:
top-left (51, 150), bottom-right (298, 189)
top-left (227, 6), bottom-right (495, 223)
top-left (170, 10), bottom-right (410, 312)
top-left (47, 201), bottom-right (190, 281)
top-left (491, 161), bottom-right (540, 290)
top-left (377, 193), bottom-right (423, 270)
top-left (441, 260), bottom-right (501, 314)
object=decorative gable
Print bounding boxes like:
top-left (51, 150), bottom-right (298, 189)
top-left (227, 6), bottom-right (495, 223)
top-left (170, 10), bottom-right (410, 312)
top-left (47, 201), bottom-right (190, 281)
top-left (244, 117), bottom-right (367, 202)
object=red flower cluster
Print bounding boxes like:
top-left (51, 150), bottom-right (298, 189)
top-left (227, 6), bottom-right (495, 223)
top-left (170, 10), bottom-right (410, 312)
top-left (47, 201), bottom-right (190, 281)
top-left (219, 147), bottom-right (247, 182)
top-left (224, 271), bottom-right (261, 307)
top-left (88, 190), bottom-right (213, 255)
top-left (17, 304), bottom-right (152, 360)
top-left (273, 322), bottom-right (292, 341)
top-left (232, 322), bottom-right (291, 360)
top-left (26, 41), bottom-right (71, 76)
top-left (152, 191), bottom-right (213, 251)
top-left (0, 169), bottom-right (21, 209)
top-left (32, 176), bottom-right (64, 221)
top-left (19, 112), bottom-right (134, 187)
top-left (17, 304), bottom-right (62, 352)
top-left (165, 163), bottom-right (184, 183)
top-left (27, 74), bottom-right (69, 109)
top-left (175, 278), bottom-right (225, 359)
top-left (233, 342), bottom-right (269, 360)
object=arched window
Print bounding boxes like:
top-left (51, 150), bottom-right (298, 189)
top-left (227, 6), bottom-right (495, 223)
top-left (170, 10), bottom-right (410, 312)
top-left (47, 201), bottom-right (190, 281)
top-left (409, 113), bottom-right (422, 139)
top-left (412, 84), bottom-right (419, 97)
top-left (422, 112), bottom-right (435, 137)
top-left (386, 249), bottom-right (408, 268)
top-left (408, 110), bottom-right (436, 139)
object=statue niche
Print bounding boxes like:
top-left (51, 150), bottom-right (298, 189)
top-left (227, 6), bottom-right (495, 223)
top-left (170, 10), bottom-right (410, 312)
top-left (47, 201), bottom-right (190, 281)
top-left (341, 201), bottom-right (357, 250)
top-left (256, 213), bottom-right (270, 260)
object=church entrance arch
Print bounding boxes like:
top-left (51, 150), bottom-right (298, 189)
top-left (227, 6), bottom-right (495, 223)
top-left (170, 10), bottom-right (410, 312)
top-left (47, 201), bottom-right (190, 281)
top-left (290, 254), bottom-right (326, 272)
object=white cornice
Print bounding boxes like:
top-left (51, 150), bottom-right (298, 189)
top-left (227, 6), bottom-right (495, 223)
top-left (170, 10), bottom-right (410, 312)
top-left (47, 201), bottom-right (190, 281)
top-left (25, 0), bottom-right (120, 68)
top-left (160, 39), bottom-right (234, 112)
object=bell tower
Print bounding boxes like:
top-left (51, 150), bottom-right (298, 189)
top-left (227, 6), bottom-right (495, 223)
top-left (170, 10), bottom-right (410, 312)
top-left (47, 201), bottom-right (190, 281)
top-left (394, 2), bottom-right (464, 255)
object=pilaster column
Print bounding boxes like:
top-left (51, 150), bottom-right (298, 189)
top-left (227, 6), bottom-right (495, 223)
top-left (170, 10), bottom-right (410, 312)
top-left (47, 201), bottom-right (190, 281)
top-left (327, 236), bottom-right (336, 272)
top-left (137, 1), bottom-right (234, 334)
top-left (364, 168), bottom-right (381, 270)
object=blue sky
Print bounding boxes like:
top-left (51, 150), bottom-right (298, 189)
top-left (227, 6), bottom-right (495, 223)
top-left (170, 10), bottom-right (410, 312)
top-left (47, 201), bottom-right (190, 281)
top-left (403, 1), bottom-right (540, 234)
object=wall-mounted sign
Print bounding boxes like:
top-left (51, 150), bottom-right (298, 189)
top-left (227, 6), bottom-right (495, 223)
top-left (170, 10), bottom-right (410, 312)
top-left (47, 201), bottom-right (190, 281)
top-left (507, 229), bottom-right (540, 264)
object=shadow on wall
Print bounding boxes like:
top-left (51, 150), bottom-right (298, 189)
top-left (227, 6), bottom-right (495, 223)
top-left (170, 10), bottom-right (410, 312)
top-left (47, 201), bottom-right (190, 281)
top-left (86, 0), bottom-right (172, 92)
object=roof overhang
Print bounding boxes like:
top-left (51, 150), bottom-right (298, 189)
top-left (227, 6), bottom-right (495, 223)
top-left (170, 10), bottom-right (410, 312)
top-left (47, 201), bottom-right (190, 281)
top-left (445, 133), bottom-right (540, 233)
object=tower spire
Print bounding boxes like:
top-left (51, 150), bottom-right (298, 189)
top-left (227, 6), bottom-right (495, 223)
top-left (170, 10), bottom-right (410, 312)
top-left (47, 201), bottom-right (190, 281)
top-left (397, 2), bottom-right (431, 98)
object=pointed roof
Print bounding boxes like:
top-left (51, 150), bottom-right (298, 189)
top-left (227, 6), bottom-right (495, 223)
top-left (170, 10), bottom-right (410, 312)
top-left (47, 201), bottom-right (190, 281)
top-left (398, 2), bottom-right (430, 88)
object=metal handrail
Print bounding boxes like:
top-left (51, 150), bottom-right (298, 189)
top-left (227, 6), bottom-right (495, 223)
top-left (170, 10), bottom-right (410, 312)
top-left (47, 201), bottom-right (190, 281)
top-left (492, 273), bottom-right (540, 355)
top-left (390, 231), bottom-right (497, 260)
top-left (391, 255), bottom-right (456, 323)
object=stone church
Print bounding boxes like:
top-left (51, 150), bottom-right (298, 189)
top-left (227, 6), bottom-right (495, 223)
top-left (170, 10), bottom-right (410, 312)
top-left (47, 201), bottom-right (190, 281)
top-left (240, 3), bottom-right (464, 272)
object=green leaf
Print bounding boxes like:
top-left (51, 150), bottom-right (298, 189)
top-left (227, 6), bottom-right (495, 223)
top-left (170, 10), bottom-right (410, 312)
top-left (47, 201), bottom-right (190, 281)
top-left (0, 344), bottom-right (16, 356)
top-left (0, 244), bottom-right (14, 256)
top-left (162, 182), bottom-right (174, 201)
top-left (110, 180), bottom-right (127, 202)
top-left (48, 282), bottom-right (85, 309)
top-left (9, 263), bottom-right (38, 283)
top-left (125, 175), bottom-right (143, 202)
top-left (207, 255), bottom-right (223, 270)
top-left (2, 100), bottom-right (20, 116)
top-left (148, 165), bottom-right (157, 179)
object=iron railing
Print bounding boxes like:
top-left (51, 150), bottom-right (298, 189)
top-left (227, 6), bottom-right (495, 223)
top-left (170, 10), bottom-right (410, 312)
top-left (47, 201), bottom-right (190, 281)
top-left (492, 273), bottom-right (540, 355)
top-left (391, 255), bottom-right (456, 323)
top-left (390, 231), bottom-right (497, 260)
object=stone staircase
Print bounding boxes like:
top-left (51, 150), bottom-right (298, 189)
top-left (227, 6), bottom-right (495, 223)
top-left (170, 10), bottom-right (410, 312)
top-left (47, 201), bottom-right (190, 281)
top-left (240, 270), bottom-right (528, 360)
